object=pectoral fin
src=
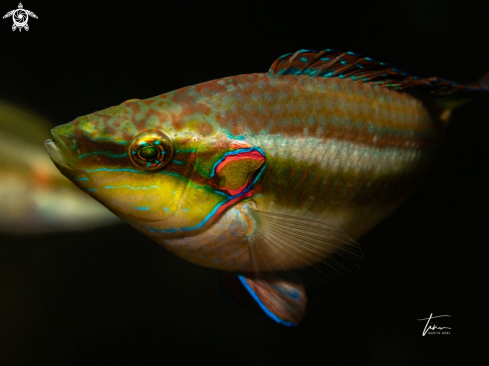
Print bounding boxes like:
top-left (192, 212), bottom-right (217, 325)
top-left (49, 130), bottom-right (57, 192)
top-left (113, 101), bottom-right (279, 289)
top-left (219, 205), bottom-right (364, 326)
top-left (241, 203), bottom-right (364, 276)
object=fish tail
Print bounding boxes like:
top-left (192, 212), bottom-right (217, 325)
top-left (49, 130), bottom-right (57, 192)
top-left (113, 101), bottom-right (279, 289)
top-left (434, 72), bottom-right (489, 122)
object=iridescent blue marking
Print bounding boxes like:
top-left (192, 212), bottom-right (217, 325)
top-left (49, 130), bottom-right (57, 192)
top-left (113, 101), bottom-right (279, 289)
top-left (320, 57), bottom-right (330, 61)
top-left (323, 72), bottom-right (334, 77)
top-left (237, 274), bottom-right (296, 327)
top-left (276, 286), bottom-right (300, 299)
top-left (300, 57), bottom-right (308, 62)
top-left (175, 149), bottom-right (197, 153)
top-left (87, 188), bottom-right (96, 191)
top-left (140, 161), bottom-right (266, 234)
top-left (78, 152), bottom-right (128, 159)
top-left (340, 60), bottom-right (347, 65)
top-left (298, 49), bottom-right (317, 53)
top-left (179, 162), bottom-right (265, 232)
top-left (155, 140), bottom-right (160, 145)
top-left (224, 130), bottom-right (244, 140)
top-left (210, 147), bottom-right (265, 178)
top-left (147, 227), bottom-right (179, 234)
top-left (214, 189), bottom-right (230, 197)
top-left (105, 185), bottom-right (159, 190)
top-left (73, 177), bottom-right (89, 181)
top-left (137, 207), bottom-right (150, 210)
top-left (391, 68), bottom-right (408, 75)
top-left (279, 53), bottom-right (293, 59)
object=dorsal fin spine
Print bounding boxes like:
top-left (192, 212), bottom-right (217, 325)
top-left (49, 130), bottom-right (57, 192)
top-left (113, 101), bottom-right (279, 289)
top-left (268, 48), bottom-right (488, 99)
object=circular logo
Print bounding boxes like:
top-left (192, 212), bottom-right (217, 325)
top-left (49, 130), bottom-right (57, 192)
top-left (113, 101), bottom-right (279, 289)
top-left (12, 9), bottom-right (28, 27)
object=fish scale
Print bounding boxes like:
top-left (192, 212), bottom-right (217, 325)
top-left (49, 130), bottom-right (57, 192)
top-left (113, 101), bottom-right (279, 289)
top-left (45, 48), bottom-right (488, 326)
top-left (198, 75), bottom-right (439, 231)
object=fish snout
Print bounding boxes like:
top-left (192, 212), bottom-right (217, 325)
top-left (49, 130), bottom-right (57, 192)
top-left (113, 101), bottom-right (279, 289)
top-left (45, 123), bottom-right (78, 170)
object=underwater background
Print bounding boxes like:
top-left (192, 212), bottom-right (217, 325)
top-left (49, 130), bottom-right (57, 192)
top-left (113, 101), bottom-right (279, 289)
top-left (0, 1), bottom-right (487, 365)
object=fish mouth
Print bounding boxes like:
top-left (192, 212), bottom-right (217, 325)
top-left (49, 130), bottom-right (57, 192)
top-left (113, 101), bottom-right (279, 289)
top-left (45, 129), bottom-right (75, 170)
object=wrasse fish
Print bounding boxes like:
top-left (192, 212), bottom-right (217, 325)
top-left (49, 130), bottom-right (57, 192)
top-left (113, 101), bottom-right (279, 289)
top-left (0, 100), bottom-right (120, 233)
top-left (45, 49), bottom-right (488, 326)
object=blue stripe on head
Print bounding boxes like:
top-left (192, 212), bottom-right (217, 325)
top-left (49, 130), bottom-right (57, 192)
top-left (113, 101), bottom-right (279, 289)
top-left (78, 152), bottom-right (128, 159)
top-left (105, 185), bottom-right (159, 190)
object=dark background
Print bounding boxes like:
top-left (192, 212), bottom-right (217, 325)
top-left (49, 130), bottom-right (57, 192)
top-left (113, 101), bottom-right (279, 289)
top-left (0, 0), bottom-right (487, 365)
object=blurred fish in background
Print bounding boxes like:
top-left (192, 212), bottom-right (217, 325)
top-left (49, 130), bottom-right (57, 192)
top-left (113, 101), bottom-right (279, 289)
top-left (0, 100), bottom-right (120, 233)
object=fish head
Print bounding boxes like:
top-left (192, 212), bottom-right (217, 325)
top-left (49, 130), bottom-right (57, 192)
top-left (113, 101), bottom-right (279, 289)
top-left (45, 98), bottom-right (266, 237)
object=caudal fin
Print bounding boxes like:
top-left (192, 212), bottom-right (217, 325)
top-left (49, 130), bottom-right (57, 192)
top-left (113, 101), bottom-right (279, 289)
top-left (437, 70), bottom-right (489, 119)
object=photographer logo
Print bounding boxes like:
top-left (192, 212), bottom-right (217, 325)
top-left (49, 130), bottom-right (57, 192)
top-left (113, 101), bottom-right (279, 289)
top-left (3, 3), bottom-right (37, 32)
top-left (417, 313), bottom-right (451, 336)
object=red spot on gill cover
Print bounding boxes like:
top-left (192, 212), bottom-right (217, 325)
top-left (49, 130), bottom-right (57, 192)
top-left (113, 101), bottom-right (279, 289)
top-left (215, 151), bottom-right (265, 175)
top-left (215, 150), bottom-right (265, 196)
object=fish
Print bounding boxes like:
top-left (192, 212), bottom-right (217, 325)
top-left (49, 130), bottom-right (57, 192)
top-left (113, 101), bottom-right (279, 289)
top-left (44, 49), bottom-right (488, 326)
top-left (0, 100), bottom-right (120, 233)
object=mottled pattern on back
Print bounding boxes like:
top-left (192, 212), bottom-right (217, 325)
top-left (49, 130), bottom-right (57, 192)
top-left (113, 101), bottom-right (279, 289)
top-left (68, 72), bottom-right (445, 225)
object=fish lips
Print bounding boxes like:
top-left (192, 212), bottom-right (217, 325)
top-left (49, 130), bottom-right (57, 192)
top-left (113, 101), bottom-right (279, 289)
top-left (45, 126), bottom-right (77, 170)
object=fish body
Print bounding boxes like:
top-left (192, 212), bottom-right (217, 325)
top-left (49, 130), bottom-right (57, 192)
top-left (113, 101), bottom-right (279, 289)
top-left (45, 49), bottom-right (487, 325)
top-left (143, 74), bottom-right (442, 270)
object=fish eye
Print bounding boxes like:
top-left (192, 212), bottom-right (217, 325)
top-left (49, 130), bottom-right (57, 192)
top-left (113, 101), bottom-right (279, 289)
top-left (128, 130), bottom-right (174, 170)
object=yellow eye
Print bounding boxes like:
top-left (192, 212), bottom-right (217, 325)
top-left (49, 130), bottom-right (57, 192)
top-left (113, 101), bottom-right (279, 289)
top-left (128, 130), bottom-right (174, 170)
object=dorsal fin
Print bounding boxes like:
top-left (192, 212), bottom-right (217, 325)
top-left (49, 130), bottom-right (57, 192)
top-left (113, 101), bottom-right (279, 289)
top-left (268, 49), bottom-right (488, 97)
